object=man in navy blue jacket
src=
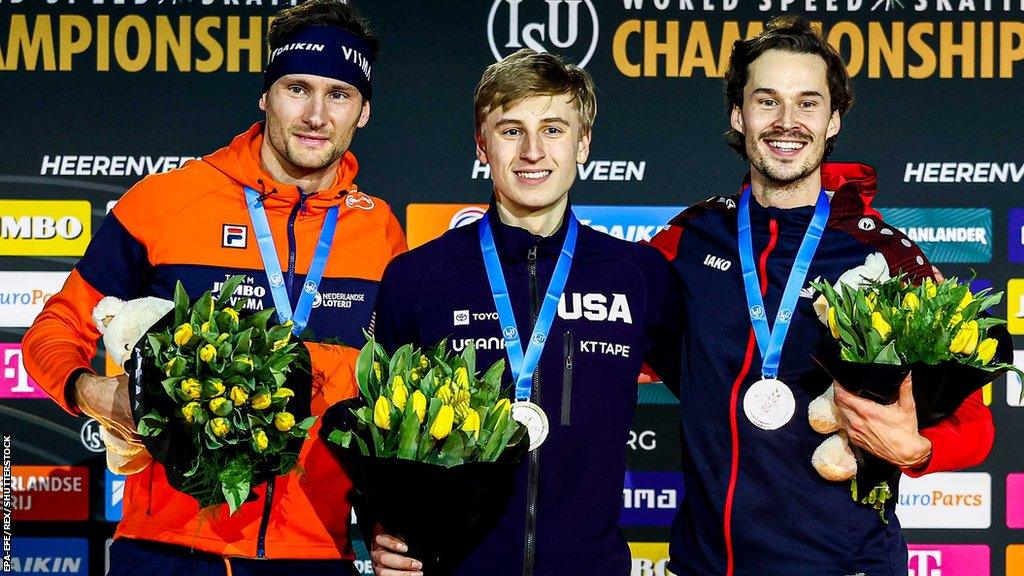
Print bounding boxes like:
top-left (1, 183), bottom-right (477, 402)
top-left (369, 49), bottom-right (681, 576)
top-left (649, 16), bottom-right (994, 576)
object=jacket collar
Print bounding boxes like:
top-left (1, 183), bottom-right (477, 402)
top-left (484, 197), bottom-right (574, 264)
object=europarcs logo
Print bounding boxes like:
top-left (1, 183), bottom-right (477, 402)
top-left (487, 0), bottom-right (599, 68)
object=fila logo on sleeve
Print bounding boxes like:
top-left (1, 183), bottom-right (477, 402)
top-left (222, 224), bottom-right (247, 249)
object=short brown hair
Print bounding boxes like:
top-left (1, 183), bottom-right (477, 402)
top-left (724, 16), bottom-right (853, 158)
top-left (474, 49), bottom-right (597, 136)
top-left (268, 0), bottom-right (379, 58)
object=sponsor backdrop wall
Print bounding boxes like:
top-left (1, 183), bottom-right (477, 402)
top-left (1, 2), bottom-right (1022, 575)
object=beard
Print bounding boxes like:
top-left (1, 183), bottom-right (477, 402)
top-left (747, 128), bottom-right (826, 188)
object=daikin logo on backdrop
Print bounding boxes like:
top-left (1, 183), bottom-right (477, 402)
top-left (8, 538), bottom-right (88, 575)
top-left (488, 0), bottom-right (599, 68)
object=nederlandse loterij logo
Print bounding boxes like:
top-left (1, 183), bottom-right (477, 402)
top-left (0, 200), bottom-right (91, 256)
top-left (877, 207), bottom-right (992, 263)
top-left (487, 0), bottom-right (599, 68)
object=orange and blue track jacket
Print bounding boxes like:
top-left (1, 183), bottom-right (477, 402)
top-left (21, 122), bottom-right (407, 559)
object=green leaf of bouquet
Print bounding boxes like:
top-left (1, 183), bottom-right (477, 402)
top-left (388, 344), bottom-right (413, 378)
top-left (161, 376), bottom-right (183, 400)
top-left (976, 317), bottom-right (1004, 332)
top-left (137, 411), bottom-right (167, 437)
top-left (873, 341), bottom-right (902, 365)
top-left (462, 342), bottom-right (476, 383)
top-left (481, 359), bottom-right (506, 404)
top-left (419, 367), bottom-right (436, 397)
top-left (327, 429), bottom-right (350, 447)
top-left (216, 275), bottom-right (246, 309)
top-left (438, 433), bottom-right (466, 467)
top-left (396, 402), bottom-right (420, 460)
top-left (241, 308), bottom-right (275, 333)
top-left (173, 281), bottom-right (189, 327)
top-left (482, 411), bottom-right (510, 461)
top-left (296, 416), bottom-right (317, 432)
top-left (234, 328), bottom-right (253, 355)
top-left (147, 334), bottom-right (164, 359)
top-left (194, 292), bottom-right (214, 323)
top-left (354, 340), bottom-right (375, 402)
top-left (221, 475), bottom-right (251, 516)
top-left (369, 423), bottom-right (384, 456)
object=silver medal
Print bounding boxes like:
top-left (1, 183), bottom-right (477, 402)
top-left (742, 378), bottom-right (796, 430)
top-left (510, 401), bottom-right (549, 451)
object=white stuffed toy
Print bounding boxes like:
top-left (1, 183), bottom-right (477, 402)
top-left (808, 252), bottom-right (890, 482)
top-left (90, 296), bottom-right (173, 474)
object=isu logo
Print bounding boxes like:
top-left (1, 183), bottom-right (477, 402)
top-left (487, 0), bottom-right (599, 68)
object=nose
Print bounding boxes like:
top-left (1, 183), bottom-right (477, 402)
top-left (303, 97), bottom-right (327, 130)
top-left (775, 103), bottom-right (798, 132)
top-left (518, 132), bottom-right (545, 163)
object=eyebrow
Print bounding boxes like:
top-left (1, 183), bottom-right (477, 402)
top-left (751, 88), bottom-right (825, 99)
top-left (494, 117), bottom-right (571, 128)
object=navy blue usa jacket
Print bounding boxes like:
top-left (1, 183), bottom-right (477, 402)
top-left (649, 163), bottom-right (993, 576)
top-left (373, 201), bottom-right (681, 576)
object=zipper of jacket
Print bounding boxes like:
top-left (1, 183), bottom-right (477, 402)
top-left (285, 188), bottom-right (308, 301)
top-left (256, 477), bottom-right (275, 558)
top-left (523, 244), bottom-right (540, 576)
top-left (561, 330), bottom-right (574, 426)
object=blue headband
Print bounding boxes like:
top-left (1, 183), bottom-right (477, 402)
top-left (263, 26), bottom-right (374, 100)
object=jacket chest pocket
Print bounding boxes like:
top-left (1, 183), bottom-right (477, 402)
top-left (561, 329), bottom-right (574, 426)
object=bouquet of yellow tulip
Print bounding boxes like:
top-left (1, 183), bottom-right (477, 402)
top-left (809, 268), bottom-right (1017, 520)
top-left (321, 338), bottom-right (527, 571)
top-left (129, 275), bottom-right (315, 513)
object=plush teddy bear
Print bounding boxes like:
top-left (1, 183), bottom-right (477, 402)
top-left (808, 252), bottom-right (890, 482)
top-left (90, 296), bottom-right (173, 474)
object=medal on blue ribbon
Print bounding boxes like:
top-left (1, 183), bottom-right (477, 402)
top-left (479, 212), bottom-right (579, 450)
top-left (737, 187), bottom-right (830, 430)
top-left (244, 187), bottom-right (340, 336)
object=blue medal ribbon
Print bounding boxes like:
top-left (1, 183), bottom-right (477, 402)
top-left (737, 187), bottom-right (830, 380)
top-left (244, 186), bottom-right (339, 335)
top-left (479, 212), bottom-right (579, 402)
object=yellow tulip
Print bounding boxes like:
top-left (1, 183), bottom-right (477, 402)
top-left (452, 388), bottom-right (471, 421)
top-left (948, 313), bottom-right (963, 328)
top-left (181, 401), bottom-right (201, 424)
top-left (430, 405), bottom-right (455, 440)
top-left (976, 338), bottom-right (998, 364)
top-left (373, 396), bottom-right (392, 430)
top-left (201, 321), bottom-right (211, 333)
top-left (419, 355), bottom-right (429, 370)
top-left (411, 390), bottom-right (427, 423)
top-left (199, 344), bottom-right (217, 363)
top-left (251, 393), bottom-right (272, 410)
top-left (180, 378), bottom-right (202, 400)
top-left (273, 387), bottom-right (294, 400)
top-left (252, 428), bottom-right (269, 451)
top-left (373, 361), bottom-right (382, 381)
top-left (923, 278), bottom-right (937, 299)
top-left (234, 355), bottom-right (255, 372)
top-left (865, 292), bottom-right (877, 311)
top-left (210, 417), bottom-right (230, 437)
top-left (209, 397), bottom-right (233, 416)
top-left (164, 357), bottom-right (185, 377)
top-left (461, 410), bottom-right (481, 441)
top-left (271, 333), bottom-right (291, 352)
top-left (228, 386), bottom-right (248, 405)
top-left (494, 398), bottom-right (511, 417)
top-left (391, 377), bottom-right (408, 410)
top-left (827, 307), bottom-right (840, 340)
top-left (274, 412), bottom-right (295, 432)
top-left (454, 367), bottom-right (469, 388)
top-left (949, 320), bottom-right (979, 355)
top-left (956, 291), bottom-right (973, 312)
top-left (436, 383), bottom-right (453, 404)
top-left (871, 311), bottom-right (892, 340)
top-left (902, 292), bottom-right (921, 312)
top-left (223, 307), bottom-right (239, 324)
top-left (173, 323), bottom-right (193, 346)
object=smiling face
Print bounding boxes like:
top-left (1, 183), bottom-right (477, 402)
top-left (475, 93), bottom-right (591, 219)
top-left (259, 73), bottom-right (370, 185)
top-left (730, 49), bottom-right (840, 191)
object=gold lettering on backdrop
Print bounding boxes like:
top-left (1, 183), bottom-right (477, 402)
top-left (0, 14), bottom-right (269, 73)
top-left (609, 20), bottom-right (1024, 79)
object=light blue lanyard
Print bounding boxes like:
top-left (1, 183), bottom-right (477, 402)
top-left (479, 212), bottom-right (578, 402)
top-left (737, 187), bottom-right (830, 379)
top-left (243, 186), bottom-right (339, 335)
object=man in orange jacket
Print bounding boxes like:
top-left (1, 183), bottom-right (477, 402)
top-left (21, 1), bottom-right (405, 574)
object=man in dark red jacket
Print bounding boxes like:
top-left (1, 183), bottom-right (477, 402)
top-left (649, 15), bottom-right (994, 576)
